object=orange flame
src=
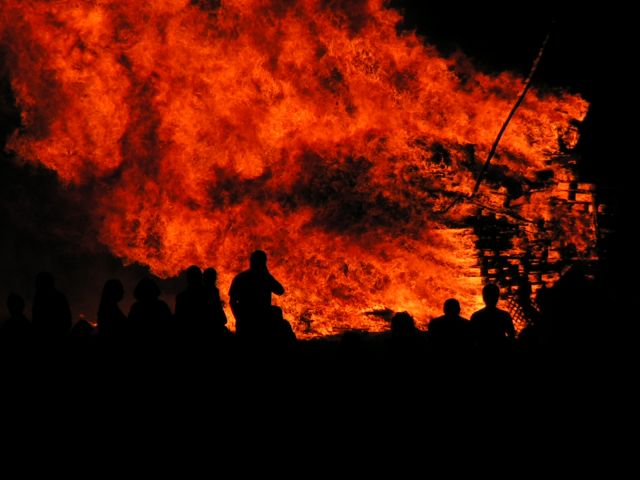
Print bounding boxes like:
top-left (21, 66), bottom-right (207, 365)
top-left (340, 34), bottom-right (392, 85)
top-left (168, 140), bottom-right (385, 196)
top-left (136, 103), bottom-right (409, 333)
top-left (1, 0), bottom-right (591, 336)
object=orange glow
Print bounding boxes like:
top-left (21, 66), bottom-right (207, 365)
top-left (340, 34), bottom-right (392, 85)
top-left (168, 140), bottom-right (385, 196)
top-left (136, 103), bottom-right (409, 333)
top-left (1, 1), bottom-right (592, 336)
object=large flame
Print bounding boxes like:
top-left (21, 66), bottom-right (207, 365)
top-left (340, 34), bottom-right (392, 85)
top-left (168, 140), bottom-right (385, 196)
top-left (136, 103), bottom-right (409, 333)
top-left (1, 0), bottom-right (590, 336)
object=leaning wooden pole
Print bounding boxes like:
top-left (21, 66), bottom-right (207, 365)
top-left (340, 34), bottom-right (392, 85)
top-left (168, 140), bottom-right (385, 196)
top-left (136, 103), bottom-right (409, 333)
top-left (470, 30), bottom-right (551, 196)
top-left (439, 29), bottom-right (552, 215)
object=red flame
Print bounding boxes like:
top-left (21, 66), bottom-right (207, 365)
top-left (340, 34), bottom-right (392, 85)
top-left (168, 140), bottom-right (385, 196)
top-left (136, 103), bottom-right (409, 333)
top-left (1, 0), bottom-right (591, 336)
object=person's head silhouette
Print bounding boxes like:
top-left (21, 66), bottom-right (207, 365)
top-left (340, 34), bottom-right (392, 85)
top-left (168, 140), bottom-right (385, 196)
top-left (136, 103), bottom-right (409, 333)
top-left (250, 250), bottom-right (268, 271)
top-left (134, 277), bottom-right (161, 302)
top-left (203, 268), bottom-right (217, 288)
top-left (482, 284), bottom-right (500, 308)
top-left (7, 293), bottom-right (25, 317)
top-left (391, 311), bottom-right (415, 336)
top-left (35, 271), bottom-right (55, 291)
top-left (443, 298), bottom-right (461, 317)
top-left (185, 265), bottom-right (203, 288)
top-left (101, 279), bottom-right (124, 304)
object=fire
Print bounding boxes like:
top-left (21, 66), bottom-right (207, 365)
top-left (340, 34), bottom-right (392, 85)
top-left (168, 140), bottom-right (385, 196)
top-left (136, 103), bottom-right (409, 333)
top-left (1, 0), bottom-right (591, 336)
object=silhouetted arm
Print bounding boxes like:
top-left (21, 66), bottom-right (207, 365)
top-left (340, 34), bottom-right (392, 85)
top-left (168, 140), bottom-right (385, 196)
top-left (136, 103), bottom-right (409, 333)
top-left (268, 274), bottom-right (284, 296)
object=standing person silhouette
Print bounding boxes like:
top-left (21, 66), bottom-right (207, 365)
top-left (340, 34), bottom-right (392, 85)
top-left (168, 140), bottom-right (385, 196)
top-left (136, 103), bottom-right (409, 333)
top-left (1, 293), bottom-right (32, 343)
top-left (97, 279), bottom-right (127, 340)
top-left (128, 277), bottom-right (172, 341)
top-left (428, 298), bottom-right (473, 355)
top-left (229, 250), bottom-right (284, 340)
top-left (32, 271), bottom-right (72, 339)
top-left (470, 284), bottom-right (516, 353)
top-left (175, 265), bottom-right (208, 335)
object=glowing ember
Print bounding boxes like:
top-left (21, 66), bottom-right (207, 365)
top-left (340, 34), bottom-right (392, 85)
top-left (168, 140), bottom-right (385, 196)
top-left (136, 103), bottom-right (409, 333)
top-left (0, 0), bottom-right (591, 336)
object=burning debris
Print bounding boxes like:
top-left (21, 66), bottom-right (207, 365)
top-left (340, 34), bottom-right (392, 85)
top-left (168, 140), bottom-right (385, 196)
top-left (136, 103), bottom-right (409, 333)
top-left (0, 0), bottom-right (593, 336)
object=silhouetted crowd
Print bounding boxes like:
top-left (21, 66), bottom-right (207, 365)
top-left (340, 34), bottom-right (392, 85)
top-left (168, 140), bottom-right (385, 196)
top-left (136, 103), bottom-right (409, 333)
top-left (0, 250), bottom-right (296, 355)
top-left (0, 249), bottom-right (601, 366)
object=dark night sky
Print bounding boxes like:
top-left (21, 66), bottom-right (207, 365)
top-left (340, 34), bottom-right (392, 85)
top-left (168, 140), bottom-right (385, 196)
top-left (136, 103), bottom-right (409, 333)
top-left (1, 2), bottom-right (634, 316)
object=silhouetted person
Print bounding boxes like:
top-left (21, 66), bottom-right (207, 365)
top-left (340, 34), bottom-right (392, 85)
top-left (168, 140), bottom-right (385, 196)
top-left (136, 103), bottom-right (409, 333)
top-left (128, 277), bottom-right (172, 340)
top-left (391, 311), bottom-right (417, 339)
top-left (470, 284), bottom-right (515, 353)
top-left (203, 267), bottom-right (229, 334)
top-left (97, 279), bottom-right (127, 340)
top-left (1, 293), bottom-right (32, 342)
top-left (175, 266), bottom-right (209, 336)
top-left (32, 271), bottom-right (72, 339)
top-left (428, 298), bottom-right (472, 354)
top-left (267, 305), bottom-right (296, 348)
top-left (70, 315), bottom-right (97, 338)
top-left (229, 250), bottom-right (284, 339)
top-left (390, 311), bottom-right (422, 360)
top-left (535, 265), bottom-right (598, 352)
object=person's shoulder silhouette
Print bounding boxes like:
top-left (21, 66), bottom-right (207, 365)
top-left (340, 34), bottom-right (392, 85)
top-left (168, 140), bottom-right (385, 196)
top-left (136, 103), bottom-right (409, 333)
top-left (391, 311), bottom-right (418, 339)
top-left (128, 277), bottom-right (172, 338)
top-left (229, 250), bottom-right (284, 339)
top-left (429, 298), bottom-right (472, 352)
top-left (32, 271), bottom-right (72, 338)
top-left (268, 305), bottom-right (297, 347)
top-left (175, 266), bottom-right (209, 334)
top-left (1, 293), bottom-right (32, 341)
top-left (470, 284), bottom-right (515, 351)
top-left (70, 316), bottom-right (96, 338)
top-left (97, 278), bottom-right (127, 339)
top-left (389, 311), bottom-right (423, 362)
